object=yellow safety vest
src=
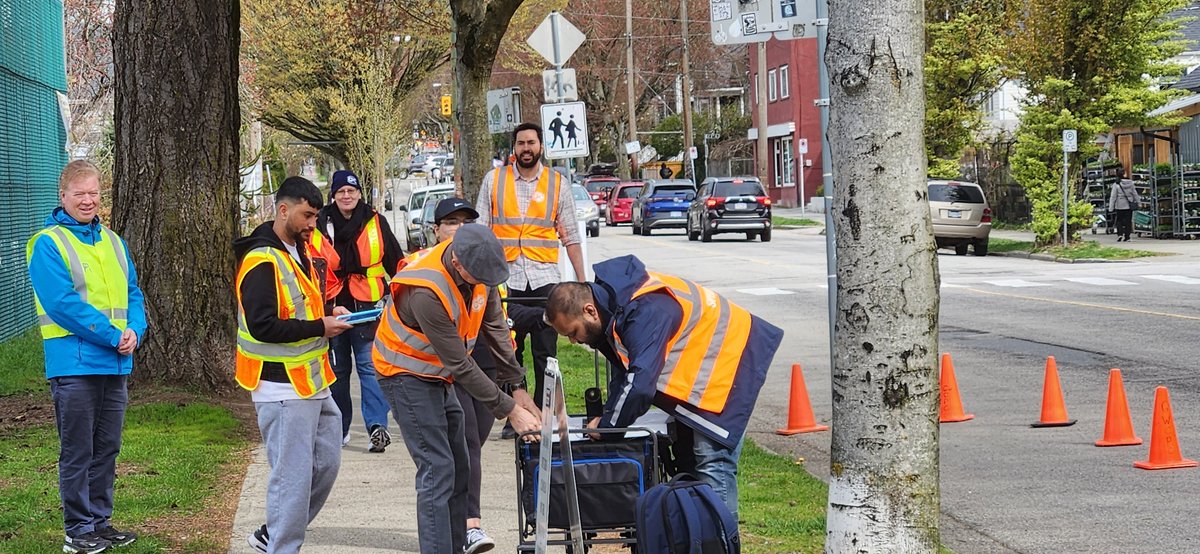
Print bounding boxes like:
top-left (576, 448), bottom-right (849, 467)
top-left (26, 225), bottom-right (130, 339)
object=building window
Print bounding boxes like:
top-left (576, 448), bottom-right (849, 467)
top-left (776, 136), bottom-right (795, 187)
top-left (768, 69), bottom-right (777, 102)
top-left (779, 65), bottom-right (790, 99)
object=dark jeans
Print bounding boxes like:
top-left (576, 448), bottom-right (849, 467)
top-left (51, 375), bottom-right (128, 537)
top-left (453, 369), bottom-right (496, 521)
top-left (509, 283), bottom-right (557, 408)
top-left (329, 322), bottom-right (390, 436)
top-left (379, 374), bottom-right (468, 553)
top-left (1115, 208), bottom-right (1133, 239)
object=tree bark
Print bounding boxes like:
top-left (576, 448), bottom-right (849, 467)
top-left (451, 0), bottom-right (526, 202)
top-left (823, 0), bottom-right (940, 551)
top-left (112, 0), bottom-right (240, 390)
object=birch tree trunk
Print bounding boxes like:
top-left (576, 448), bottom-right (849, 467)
top-left (823, 0), bottom-right (940, 551)
top-left (112, 0), bottom-right (240, 389)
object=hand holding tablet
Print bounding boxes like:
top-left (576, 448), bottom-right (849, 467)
top-left (336, 308), bottom-right (383, 325)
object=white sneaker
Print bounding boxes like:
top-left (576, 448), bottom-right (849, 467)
top-left (464, 527), bottom-right (495, 554)
top-left (342, 433), bottom-right (351, 447)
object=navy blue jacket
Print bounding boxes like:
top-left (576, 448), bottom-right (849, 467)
top-left (589, 255), bottom-right (783, 449)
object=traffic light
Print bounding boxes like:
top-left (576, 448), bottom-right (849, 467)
top-left (440, 95), bottom-right (452, 117)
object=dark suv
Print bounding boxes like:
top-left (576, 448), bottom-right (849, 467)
top-left (687, 177), bottom-right (772, 242)
top-left (631, 180), bottom-right (696, 235)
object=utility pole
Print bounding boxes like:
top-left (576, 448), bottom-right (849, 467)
top-left (625, 0), bottom-right (640, 179)
top-left (756, 43), bottom-right (769, 185)
top-left (680, 0), bottom-right (695, 182)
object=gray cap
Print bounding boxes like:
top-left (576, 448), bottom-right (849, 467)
top-left (450, 224), bottom-right (510, 286)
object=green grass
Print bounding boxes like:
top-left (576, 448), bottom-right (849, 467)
top-left (773, 216), bottom-right (822, 227)
top-left (0, 328), bottom-right (48, 396)
top-left (0, 401), bottom-right (248, 552)
top-left (987, 237), bottom-right (1035, 253)
top-left (1044, 241), bottom-right (1159, 260)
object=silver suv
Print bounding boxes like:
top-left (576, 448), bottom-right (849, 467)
top-left (928, 179), bottom-right (991, 256)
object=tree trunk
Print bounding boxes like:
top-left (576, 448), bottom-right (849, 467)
top-left (823, 0), bottom-right (940, 551)
top-left (112, 0), bottom-right (240, 390)
top-left (451, 0), bottom-right (526, 202)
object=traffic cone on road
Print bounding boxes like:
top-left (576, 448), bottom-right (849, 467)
top-left (1031, 356), bottom-right (1076, 427)
top-left (1095, 369), bottom-right (1142, 447)
top-left (776, 364), bottom-right (828, 435)
top-left (939, 353), bottom-right (974, 423)
top-left (1134, 386), bottom-right (1197, 470)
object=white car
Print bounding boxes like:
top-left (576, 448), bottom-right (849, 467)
top-left (404, 183), bottom-right (455, 250)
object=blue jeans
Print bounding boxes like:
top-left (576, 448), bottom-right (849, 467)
top-left (682, 427), bottom-right (745, 517)
top-left (51, 375), bottom-right (128, 537)
top-left (329, 325), bottom-right (390, 435)
top-left (379, 374), bottom-right (468, 554)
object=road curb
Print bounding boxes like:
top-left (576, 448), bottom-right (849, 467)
top-left (990, 251), bottom-right (1128, 264)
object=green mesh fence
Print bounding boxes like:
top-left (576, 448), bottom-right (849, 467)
top-left (1, 0), bottom-right (69, 342)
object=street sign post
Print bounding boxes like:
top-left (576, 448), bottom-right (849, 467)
top-left (1062, 129), bottom-right (1078, 248)
top-left (542, 69), bottom-right (578, 102)
top-left (541, 102), bottom-right (589, 159)
top-left (710, 0), bottom-right (819, 44)
top-left (486, 87), bottom-right (521, 135)
top-left (527, 13), bottom-right (585, 67)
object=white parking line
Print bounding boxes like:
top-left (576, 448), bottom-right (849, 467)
top-left (983, 279), bottom-right (1050, 288)
top-left (737, 287), bottom-right (796, 296)
top-left (1142, 275), bottom-right (1200, 285)
top-left (1064, 277), bottom-right (1138, 286)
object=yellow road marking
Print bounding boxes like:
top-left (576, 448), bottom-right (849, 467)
top-left (963, 287), bottom-right (1200, 321)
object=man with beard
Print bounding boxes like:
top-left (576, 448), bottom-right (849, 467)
top-left (312, 170), bottom-right (405, 452)
top-left (543, 255), bottom-right (784, 519)
top-left (475, 122), bottom-right (585, 411)
top-left (234, 177), bottom-right (353, 552)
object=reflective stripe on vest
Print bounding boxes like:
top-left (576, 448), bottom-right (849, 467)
top-left (310, 227), bottom-right (343, 300)
top-left (490, 166), bottom-right (560, 263)
top-left (26, 225), bottom-right (131, 340)
top-left (234, 246), bottom-right (333, 398)
top-left (373, 240), bottom-right (487, 380)
top-left (612, 272), bottom-right (752, 413)
top-left (348, 214), bottom-right (388, 302)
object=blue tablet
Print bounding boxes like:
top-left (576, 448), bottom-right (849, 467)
top-left (336, 308), bottom-right (383, 325)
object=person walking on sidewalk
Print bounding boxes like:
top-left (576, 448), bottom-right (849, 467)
top-left (312, 169), bottom-right (405, 452)
top-left (235, 177), bottom-right (353, 553)
top-left (1109, 177), bottom-right (1141, 242)
top-left (373, 223), bottom-right (542, 554)
top-left (28, 160), bottom-right (148, 554)
top-left (475, 122), bottom-right (585, 414)
top-left (544, 255), bottom-right (784, 517)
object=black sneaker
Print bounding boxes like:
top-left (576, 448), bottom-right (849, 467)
top-left (92, 526), bottom-right (137, 547)
top-left (246, 525), bottom-right (269, 553)
top-left (63, 533), bottom-right (110, 554)
top-left (500, 422), bottom-right (516, 440)
top-left (369, 425), bottom-right (391, 453)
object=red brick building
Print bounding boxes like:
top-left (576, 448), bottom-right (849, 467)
top-left (748, 38), bottom-right (823, 208)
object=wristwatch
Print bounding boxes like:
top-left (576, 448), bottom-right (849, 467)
top-left (501, 379), bottom-right (528, 394)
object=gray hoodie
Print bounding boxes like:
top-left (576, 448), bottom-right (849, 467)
top-left (1109, 179), bottom-right (1141, 210)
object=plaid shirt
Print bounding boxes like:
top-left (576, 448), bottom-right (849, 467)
top-left (476, 163), bottom-right (580, 291)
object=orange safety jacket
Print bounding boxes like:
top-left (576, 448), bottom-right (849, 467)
top-left (235, 245), bottom-right (335, 398)
top-left (612, 272), bottom-right (752, 413)
top-left (372, 240), bottom-right (488, 381)
top-left (310, 214), bottom-right (389, 303)
top-left (489, 166), bottom-right (561, 263)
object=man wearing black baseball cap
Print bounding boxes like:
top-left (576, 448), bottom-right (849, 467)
top-left (431, 197), bottom-right (480, 244)
top-left (373, 223), bottom-right (540, 554)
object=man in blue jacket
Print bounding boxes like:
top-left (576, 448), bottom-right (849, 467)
top-left (27, 160), bottom-right (148, 554)
top-left (544, 255), bottom-right (782, 517)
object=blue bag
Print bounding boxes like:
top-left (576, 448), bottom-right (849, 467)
top-left (636, 473), bottom-right (740, 554)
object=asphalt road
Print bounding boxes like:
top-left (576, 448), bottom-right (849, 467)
top-left (583, 221), bottom-right (1200, 554)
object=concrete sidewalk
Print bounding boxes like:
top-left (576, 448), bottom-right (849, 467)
top-left (228, 389), bottom-right (527, 553)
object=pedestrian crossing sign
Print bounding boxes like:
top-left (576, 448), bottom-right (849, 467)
top-left (540, 102), bottom-right (589, 160)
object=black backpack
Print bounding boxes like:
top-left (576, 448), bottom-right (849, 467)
top-left (636, 473), bottom-right (740, 554)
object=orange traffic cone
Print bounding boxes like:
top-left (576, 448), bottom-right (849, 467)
top-left (1095, 369), bottom-right (1142, 447)
top-left (776, 364), bottom-right (828, 435)
top-left (1134, 386), bottom-right (1198, 470)
top-left (939, 353), bottom-right (974, 423)
top-left (1031, 356), bottom-right (1076, 427)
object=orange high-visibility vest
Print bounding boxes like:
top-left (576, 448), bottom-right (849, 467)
top-left (372, 240), bottom-right (488, 381)
top-left (311, 214), bottom-right (389, 303)
top-left (489, 166), bottom-right (561, 263)
top-left (612, 272), bottom-right (752, 413)
top-left (397, 247), bottom-right (515, 347)
top-left (235, 245), bottom-right (335, 398)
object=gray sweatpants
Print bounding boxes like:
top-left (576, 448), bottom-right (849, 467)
top-left (255, 396), bottom-right (342, 554)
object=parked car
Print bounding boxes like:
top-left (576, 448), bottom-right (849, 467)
top-left (405, 154), bottom-right (429, 176)
top-left (687, 177), bottom-right (773, 242)
top-left (570, 184), bottom-right (601, 238)
top-left (928, 179), bottom-right (991, 256)
top-left (631, 180), bottom-right (696, 235)
top-left (582, 175), bottom-right (620, 216)
top-left (403, 182), bottom-right (455, 250)
top-left (417, 189), bottom-right (455, 250)
top-left (606, 181), bottom-right (643, 226)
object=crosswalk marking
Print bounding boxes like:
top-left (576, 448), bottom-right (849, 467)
top-left (984, 279), bottom-right (1050, 288)
top-left (1142, 275), bottom-right (1200, 285)
top-left (1064, 277), bottom-right (1137, 286)
top-left (737, 287), bottom-right (796, 296)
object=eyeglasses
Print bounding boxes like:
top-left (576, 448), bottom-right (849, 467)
top-left (438, 218), bottom-right (476, 226)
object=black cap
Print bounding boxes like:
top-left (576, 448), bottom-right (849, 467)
top-left (450, 224), bottom-right (510, 287)
top-left (434, 197), bottom-right (480, 223)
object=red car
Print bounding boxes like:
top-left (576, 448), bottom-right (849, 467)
top-left (582, 176), bottom-right (620, 216)
top-left (606, 181), bottom-right (644, 225)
